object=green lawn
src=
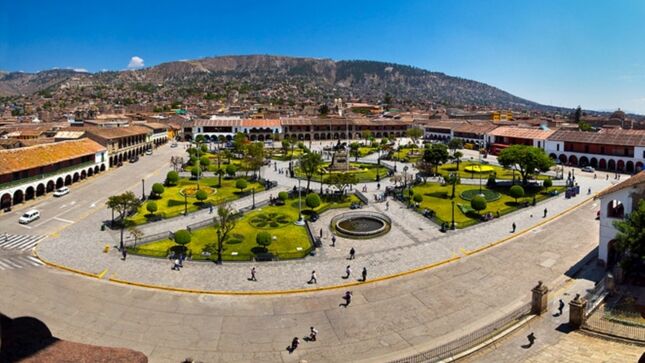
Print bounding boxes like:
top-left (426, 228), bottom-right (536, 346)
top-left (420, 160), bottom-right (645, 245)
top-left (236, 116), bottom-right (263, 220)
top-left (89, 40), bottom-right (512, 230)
top-left (295, 162), bottom-right (389, 183)
top-left (389, 147), bottom-right (423, 163)
top-left (438, 161), bottom-right (550, 181)
top-left (269, 149), bottom-right (304, 161)
top-left (128, 194), bottom-right (360, 261)
top-left (357, 146), bottom-right (379, 157)
top-left (409, 182), bottom-right (565, 228)
top-left (127, 177), bottom-right (265, 225)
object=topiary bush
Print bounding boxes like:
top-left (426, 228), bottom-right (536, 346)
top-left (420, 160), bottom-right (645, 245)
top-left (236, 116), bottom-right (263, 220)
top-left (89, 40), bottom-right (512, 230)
top-left (195, 189), bottom-right (208, 203)
top-left (151, 183), bottom-right (165, 198)
top-left (174, 229), bottom-right (191, 247)
top-left (509, 185), bottom-right (525, 204)
top-left (191, 166), bottom-right (201, 178)
top-left (413, 194), bottom-right (423, 203)
top-left (166, 171), bottom-right (179, 186)
top-left (542, 178), bottom-right (552, 192)
top-left (305, 193), bottom-right (321, 210)
top-left (471, 195), bottom-right (487, 213)
top-left (278, 191), bottom-right (288, 201)
top-left (235, 178), bottom-right (248, 193)
top-left (146, 201), bottom-right (158, 215)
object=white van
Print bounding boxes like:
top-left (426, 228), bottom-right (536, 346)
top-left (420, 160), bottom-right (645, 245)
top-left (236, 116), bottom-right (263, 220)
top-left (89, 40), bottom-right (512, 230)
top-left (19, 209), bottom-right (40, 224)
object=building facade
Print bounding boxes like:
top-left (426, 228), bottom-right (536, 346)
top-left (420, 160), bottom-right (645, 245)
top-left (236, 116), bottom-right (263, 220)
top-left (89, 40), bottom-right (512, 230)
top-left (85, 126), bottom-right (152, 167)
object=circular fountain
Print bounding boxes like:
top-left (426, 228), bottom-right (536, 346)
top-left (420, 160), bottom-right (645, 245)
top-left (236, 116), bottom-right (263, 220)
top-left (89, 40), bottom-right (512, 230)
top-left (331, 211), bottom-right (392, 239)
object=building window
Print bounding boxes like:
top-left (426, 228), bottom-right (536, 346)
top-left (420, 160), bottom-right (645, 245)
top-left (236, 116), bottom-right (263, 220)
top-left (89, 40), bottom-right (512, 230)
top-left (607, 200), bottom-right (624, 219)
top-left (556, 144), bottom-right (560, 151)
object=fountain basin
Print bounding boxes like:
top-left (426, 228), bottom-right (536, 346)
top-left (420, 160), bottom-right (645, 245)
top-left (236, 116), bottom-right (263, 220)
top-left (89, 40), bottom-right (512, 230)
top-left (331, 211), bottom-right (391, 239)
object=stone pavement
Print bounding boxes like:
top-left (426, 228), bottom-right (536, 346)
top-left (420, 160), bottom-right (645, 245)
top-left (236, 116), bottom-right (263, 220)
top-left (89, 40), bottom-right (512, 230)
top-left (522, 333), bottom-right (643, 362)
top-left (2, 200), bottom-right (610, 363)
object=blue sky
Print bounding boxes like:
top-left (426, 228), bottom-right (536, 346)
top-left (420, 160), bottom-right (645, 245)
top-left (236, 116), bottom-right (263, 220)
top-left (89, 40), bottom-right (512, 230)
top-left (1, 0), bottom-right (645, 113)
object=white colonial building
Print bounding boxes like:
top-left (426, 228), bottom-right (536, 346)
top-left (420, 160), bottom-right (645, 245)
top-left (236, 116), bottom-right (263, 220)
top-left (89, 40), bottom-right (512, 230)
top-left (596, 171), bottom-right (645, 267)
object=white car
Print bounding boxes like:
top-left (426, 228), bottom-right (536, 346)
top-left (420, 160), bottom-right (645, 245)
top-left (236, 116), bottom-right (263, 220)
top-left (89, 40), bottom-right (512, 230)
top-left (145, 149), bottom-right (153, 155)
top-left (170, 143), bottom-right (178, 148)
top-left (19, 210), bottom-right (40, 224)
top-left (581, 166), bottom-right (595, 172)
top-left (53, 187), bottom-right (70, 197)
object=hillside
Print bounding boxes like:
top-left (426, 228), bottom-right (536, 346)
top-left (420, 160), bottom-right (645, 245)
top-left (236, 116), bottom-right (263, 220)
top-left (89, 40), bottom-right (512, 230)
top-left (0, 55), bottom-right (545, 110)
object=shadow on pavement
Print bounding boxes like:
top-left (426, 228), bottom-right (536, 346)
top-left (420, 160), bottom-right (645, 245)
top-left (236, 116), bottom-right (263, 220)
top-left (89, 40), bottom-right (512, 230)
top-left (1, 313), bottom-right (148, 363)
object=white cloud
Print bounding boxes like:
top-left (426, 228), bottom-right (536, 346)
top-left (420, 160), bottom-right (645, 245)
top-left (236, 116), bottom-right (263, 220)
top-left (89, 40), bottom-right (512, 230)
top-left (73, 68), bottom-right (88, 73)
top-left (128, 56), bottom-right (145, 69)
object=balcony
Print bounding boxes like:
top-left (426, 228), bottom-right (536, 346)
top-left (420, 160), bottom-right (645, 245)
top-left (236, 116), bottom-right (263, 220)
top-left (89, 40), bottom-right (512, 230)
top-left (0, 161), bottom-right (96, 190)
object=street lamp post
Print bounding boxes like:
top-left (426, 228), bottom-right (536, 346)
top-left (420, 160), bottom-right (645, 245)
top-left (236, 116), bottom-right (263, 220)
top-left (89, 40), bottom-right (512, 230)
top-left (252, 188), bottom-right (256, 209)
top-left (451, 199), bottom-right (455, 230)
top-left (184, 193), bottom-right (188, 216)
top-left (296, 179), bottom-right (304, 225)
top-left (141, 179), bottom-right (146, 201)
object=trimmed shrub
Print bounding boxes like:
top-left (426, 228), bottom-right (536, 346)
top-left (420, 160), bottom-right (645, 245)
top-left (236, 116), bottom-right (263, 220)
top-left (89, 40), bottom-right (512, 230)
top-left (174, 229), bottom-right (191, 246)
top-left (235, 178), bottom-right (248, 192)
top-left (471, 195), bottom-right (487, 213)
top-left (166, 171), bottom-right (179, 186)
top-left (256, 231), bottom-right (272, 252)
top-left (413, 194), bottom-right (423, 203)
top-left (278, 191), bottom-right (288, 201)
top-left (146, 201), bottom-right (158, 214)
top-left (191, 166), bottom-right (201, 178)
top-left (195, 189), bottom-right (208, 203)
top-left (199, 156), bottom-right (210, 167)
top-left (305, 193), bottom-right (321, 210)
top-left (509, 185), bottom-right (525, 204)
top-left (151, 183), bottom-right (165, 198)
top-left (543, 178), bottom-right (552, 191)
top-left (226, 164), bottom-right (237, 177)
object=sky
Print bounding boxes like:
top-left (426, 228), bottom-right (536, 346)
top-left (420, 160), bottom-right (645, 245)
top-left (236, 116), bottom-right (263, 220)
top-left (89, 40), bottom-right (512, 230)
top-left (1, 0), bottom-right (645, 113)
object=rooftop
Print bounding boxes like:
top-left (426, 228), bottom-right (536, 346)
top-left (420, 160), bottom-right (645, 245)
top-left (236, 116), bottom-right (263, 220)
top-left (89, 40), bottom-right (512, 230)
top-left (597, 171), bottom-right (645, 198)
top-left (489, 126), bottom-right (556, 139)
top-left (548, 129), bottom-right (645, 147)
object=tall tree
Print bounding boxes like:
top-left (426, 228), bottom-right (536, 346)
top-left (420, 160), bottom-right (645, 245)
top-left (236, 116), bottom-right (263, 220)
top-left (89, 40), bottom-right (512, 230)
top-left (448, 138), bottom-right (464, 154)
top-left (423, 143), bottom-right (450, 174)
top-left (612, 199), bottom-right (645, 274)
top-left (212, 204), bottom-right (239, 264)
top-left (406, 127), bottom-right (424, 146)
top-left (361, 130), bottom-right (372, 145)
top-left (245, 142), bottom-right (265, 177)
top-left (349, 142), bottom-right (361, 161)
top-left (299, 152), bottom-right (323, 191)
top-left (106, 191), bottom-right (142, 251)
top-left (574, 106), bottom-right (582, 123)
top-left (498, 145), bottom-right (554, 185)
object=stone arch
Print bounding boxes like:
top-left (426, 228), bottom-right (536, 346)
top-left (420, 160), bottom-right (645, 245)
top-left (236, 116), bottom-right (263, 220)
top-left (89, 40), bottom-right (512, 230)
top-left (607, 200), bottom-right (624, 218)
top-left (608, 159), bottom-right (616, 171)
top-left (626, 160), bottom-right (634, 173)
top-left (46, 180), bottom-right (55, 193)
top-left (617, 159), bottom-right (625, 172)
top-left (375, 132), bottom-right (382, 138)
top-left (73, 172), bottom-right (80, 183)
top-left (1, 193), bottom-right (11, 209)
top-left (80, 170), bottom-right (87, 179)
top-left (549, 153), bottom-right (557, 160)
top-left (579, 156), bottom-right (589, 167)
top-left (590, 157), bottom-right (598, 168)
top-left (36, 183), bottom-right (45, 197)
top-left (13, 189), bottom-right (24, 204)
top-left (558, 154), bottom-right (567, 164)
top-left (568, 155), bottom-right (578, 166)
top-left (56, 177), bottom-right (64, 189)
top-left (250, 135), bottom-right (257, 141)
top-left (64, 175), bottom-right (72, 186)
top-left (304, 134), bottom-right (311, 141)
top-left (94, 166), bottom-right (99, 174)
top-left (636, 161), bottom-right (644, 172)
top-left (100, 164), bottom-right (106, 172)
top-left (340, 133), bottom-right (346, 139)
top-left (599, 158), bottom-right (607, 170)
top-left (333, 133), bottom-right (340, 139)
top-left (88, 168), bottom-right (94, 177)
top-left (25, 186), bottom-right (35, 201)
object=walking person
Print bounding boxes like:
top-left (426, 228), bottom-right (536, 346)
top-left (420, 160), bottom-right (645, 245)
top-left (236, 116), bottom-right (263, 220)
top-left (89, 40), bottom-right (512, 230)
top-left (309, 326), bottom-right (318, 342)
top-left (385, 201), bottom-right (389, 211)
top-left (249, 267), bottom-right (257, 281)
top-left (361, 267), bottom-right (367, 282)
top-left (331, 235), bottom-right (336, 247)
top-left (179, 253), bottom-right (184, 267)
top-left (288, 337), bottom-right (300, 353)
top-left (543, 208), bottom-right (548, 218)
top-left (349, 247), bottom-right (355, 260)
top-left (339, 291), bottom-right (353, 308)
top-left (319, 228), bottom-right (323, 239)
top-left (343, 265), bottom-right (352, 279)
top-left (209, 204), bottom-right (213, 214)
top-left (512, 222), bottom-right (516, 233)
top-left (122, 248), bottom-right (127, 261)
top-left (172, 258), bottom-right (181, 271)
top-left (377, 183), bottom-right (381, 190)
top-left (308, 270), bottom-right (317, 284)
top-left (526, 332), bottom-right (536, 347)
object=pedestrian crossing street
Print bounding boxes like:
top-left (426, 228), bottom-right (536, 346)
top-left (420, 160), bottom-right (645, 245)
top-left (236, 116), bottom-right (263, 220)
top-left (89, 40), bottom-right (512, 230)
top-left (0, 255), bottom-right (45, 270)
top-left (0, 234), bottom-right (46, 252)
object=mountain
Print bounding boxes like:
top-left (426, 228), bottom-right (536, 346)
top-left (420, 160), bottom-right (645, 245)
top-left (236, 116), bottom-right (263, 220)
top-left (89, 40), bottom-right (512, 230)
top-left (0, 55), bottom-right (548, 110)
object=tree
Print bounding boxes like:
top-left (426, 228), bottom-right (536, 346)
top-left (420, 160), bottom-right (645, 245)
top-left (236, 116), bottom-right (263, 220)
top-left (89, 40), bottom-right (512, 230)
top-left (574, 105), bottom-right (582, 123)
top-left (349, 142), bottom-right (361, 162)
top-left (200, 156), bottom-right (211, 169)
top-left (232, 132), bottom-right (247, 154)
top-left (128, 226), bottom-right (144, 247)
top-left (406, 127), bottom-right (423, 145)
top-left (191, 166), bottom-right (201, 179)
top-left (226, 164), bottom-right (237, 177)
top-left (151, 183), bottom-right (165, 198)
top-left (509, 185), bottom-right (525, 205)
top-left (423, 143), bottom-right (450, 174)
top-left (305, 193), bottom-right (321, 211)
top-left (578, 121), bottom-right (593, 132)
top-left (213, 204), bottom-right (238, 264)
top-left (146, 201), bottom-right (158, 215)
top-left (200, 144), bottom-right (208, 153)
top-left (217, 135), bottom-right (227, 148)
top-left (361, 130), bottom-right (372, 145)
top-left (106, 191), bottom-right (142, 251)
top-left (245, 142), bottom-right (265, 177)
top-left (612, 200), bottom-right (645, 274)
top-left (543, 178), bottom-right (553, 192)
top-left (299, 152), bottom-right (323, 191)
top-left (318, 104), bottom-right (329, 115)
top-left (165, 171), bottom-right (179, 186)
top-left (278, 191), bottom-right (288, 201)
top-left (327, 173), bottom-right (358, 194)
top-left (452, 151), bottom-right (463, 170)
top-left (448, 138), bottom-right (464, 154)
top-left (235, 178), bottom-right (248, 193)
top-left (471, 195), bottom-right (487, 214)
top-left (195, 189), bottom-right (208, 204)
top-left (256, 231), bottom-right (272, 252)
top-left (498, 145), bottom-right (554, 185)
top-left (413, 194), bottom-right (423, 204)
top-left (415, 160), bottom-right (435, 182)
top-left (174, 229), bottom-right (191, 251)
top-left (169, 157), bottom-right (184, 172)
top-left (281, 139), bottom-right (290, 154)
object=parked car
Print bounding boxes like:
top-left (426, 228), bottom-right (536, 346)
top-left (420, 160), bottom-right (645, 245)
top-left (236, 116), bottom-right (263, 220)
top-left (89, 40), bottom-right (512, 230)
top-left (145, 149), bottom-right (153, 155)
top-left (129, 156), bottom-right (139, 163)
top-left (53, 186), bottom-right (70, 197)
top-left (581, 166), bottom-right (595, 172)
top-left (19, 209), bottom-right (40, 224)
top-left (170, 143), bottom-right (178, 148)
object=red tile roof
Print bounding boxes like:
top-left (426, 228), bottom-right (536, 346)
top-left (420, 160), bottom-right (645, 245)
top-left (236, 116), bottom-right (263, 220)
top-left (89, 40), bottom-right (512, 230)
top-left (0, 138), bottom-right (105, 175)
top-left (240, 119), bottom-right (281, 128)
top-left (84, 126), bottom-right (152, 140)
top-left (597, 171), bottom-right (645, 198)
top-left (488, 126), bottom-right (556, 139)
top-left (548, 129), bottom-right (645, 147)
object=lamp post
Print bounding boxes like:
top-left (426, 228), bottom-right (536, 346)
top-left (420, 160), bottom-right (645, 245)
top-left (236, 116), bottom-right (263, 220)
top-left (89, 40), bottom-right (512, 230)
top-left (184, 193), bottom-right (188, 216)
top-left (451, 199), bottom-right (455, 230)
top-left (320, 170), bottom-right (324, 195)
top-left (141, 179), bottom-right (146, 201)
top-left (252, 187), bottom-right (256, 209)
top-left (295, 179), bottom-right (305, 225)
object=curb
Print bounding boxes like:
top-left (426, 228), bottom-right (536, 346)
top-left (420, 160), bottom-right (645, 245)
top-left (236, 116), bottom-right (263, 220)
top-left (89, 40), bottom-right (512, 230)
top-left (107, 254), bottom-right (461, 295)
top-left (33, 247), bottom-right (102, 279)
top-left (461, 195), bottom-right (595, 256)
